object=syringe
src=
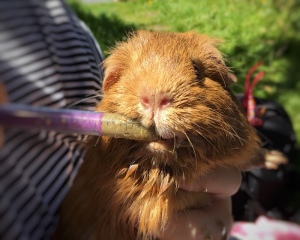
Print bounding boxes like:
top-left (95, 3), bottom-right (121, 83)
top-left (0, 104), bottom-right (159, 141)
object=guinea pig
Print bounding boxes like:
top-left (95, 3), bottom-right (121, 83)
top-left (55, 30), bottom-right (274, 240)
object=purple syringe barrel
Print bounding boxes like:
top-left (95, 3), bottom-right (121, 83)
top-left (0, 104), bottom-right (159, 141)
top-left (0, 104), bottom-right (103, 136)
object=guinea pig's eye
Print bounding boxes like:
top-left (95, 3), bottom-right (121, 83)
top-left (191, 60), bottom-right (201, 80)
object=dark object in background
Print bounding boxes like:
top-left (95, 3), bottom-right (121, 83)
top-left (233, 94), bottom-right (299, 223)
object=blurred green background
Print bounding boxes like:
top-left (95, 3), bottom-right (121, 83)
top-left (68, 0), bottom-right (300, 150)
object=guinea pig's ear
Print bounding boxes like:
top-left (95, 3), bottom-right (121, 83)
top-left (185, 32), bottom-right (237, 86)
top-left (102, 61), bottom-right (122, 92)
top-left (192, 56), bottom-right (237, 86)
top-left (101, 31), bottom-right (139, 92)
top-left (209, 56), bottom-right (237, 86)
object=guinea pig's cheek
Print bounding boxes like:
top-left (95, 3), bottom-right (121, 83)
top-left (155, 119), bottom-right (175, 139)
top-left (154, 109), bottom-right (182, 139)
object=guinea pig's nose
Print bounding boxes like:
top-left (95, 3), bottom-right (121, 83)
top-left (139, 93), bottom-right (173, 129)
top-left (140, 93), bottom-right (172, 110)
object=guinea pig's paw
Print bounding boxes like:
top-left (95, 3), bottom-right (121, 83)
top-left (264, 149), bottom-right (288, 170)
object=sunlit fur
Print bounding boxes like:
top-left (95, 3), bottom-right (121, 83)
top-left (56, 31), bottom-right (263, 240)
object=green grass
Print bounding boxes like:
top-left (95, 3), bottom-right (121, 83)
top-left (68, 0), bottom-right (300, 149)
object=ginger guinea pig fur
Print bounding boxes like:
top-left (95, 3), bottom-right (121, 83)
top-left (56, 31), bottom-right (264, 240)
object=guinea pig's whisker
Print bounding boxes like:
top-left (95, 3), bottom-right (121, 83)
top-left (184, 132), bottom-right (198, 171)
top-left (256, 130), bottom-right (273, 147)
top-left (216, 64), bottom-right (227, 87)
top-left (184, 132), bottom-right (197, 157)
top-left (204, 115), bottom-right (243, 138)
top-left (204, 116), bottom-right (246, 145)
top-left (194, 128), bottom-right (221, 155)
top-left (217, 118), bottom-right (246, 143)
top-left (92, 136), bottom-right (101, 147)
top-left (204, 108), bottom-right (247, 144)
top-left (172, 134), bottom-right (177, 154)
top-left (219, 124), bottom-right (246, 140)
top-left (67, 93), bottom-right (103, 108)
top-left (201, 86), bottom-right (224, 89)
top-left (205, 108), bottom-right (229, 120)
top-left (206, 69), bottom-right (226, 87)
top-left (225, 123), bottom-right (246, 145)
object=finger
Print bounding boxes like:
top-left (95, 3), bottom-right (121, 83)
top-left (265, 161), bottom-right (280, 170)
top-left (158, 198), bottom-right (233, 240)
top-left (180, 167), bottom-right (242, 198)
top-left (265, 150), bottom-right (288, 165)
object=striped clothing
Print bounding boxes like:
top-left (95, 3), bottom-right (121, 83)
top-left (0, 0), bottom-right (103, 239)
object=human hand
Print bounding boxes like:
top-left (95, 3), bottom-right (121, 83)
top-left (159, 197), bottom-right (232, 240)
top-left (159, 167), bottom-right (242, 240)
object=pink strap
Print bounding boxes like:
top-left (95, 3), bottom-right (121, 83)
top-left (243, 61), bottom-right (264, 126)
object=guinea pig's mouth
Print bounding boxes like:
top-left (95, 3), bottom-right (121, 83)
top-left (145, 128), bottom-right (198, 156)
top-left (147, 137), bottom-right (181, 154)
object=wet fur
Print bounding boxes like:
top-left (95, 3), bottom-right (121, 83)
top-left (56, 31), bottom-right (264, 239)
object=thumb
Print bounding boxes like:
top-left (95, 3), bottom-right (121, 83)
top-left (180, 167), bottom-right (242, 198)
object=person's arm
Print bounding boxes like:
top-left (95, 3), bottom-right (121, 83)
top-left (0, 83), bottom-right (7, 148)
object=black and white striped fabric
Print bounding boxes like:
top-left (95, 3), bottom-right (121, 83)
top-left (0, 1), bottom-right (103, 239)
